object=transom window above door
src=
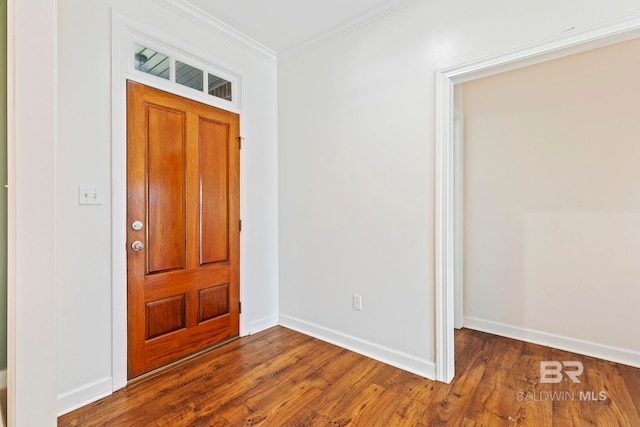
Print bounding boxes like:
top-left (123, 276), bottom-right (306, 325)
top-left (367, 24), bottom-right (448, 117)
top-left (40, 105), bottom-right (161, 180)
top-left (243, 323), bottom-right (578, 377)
top-left (132, 43), bottom-right (236, 105)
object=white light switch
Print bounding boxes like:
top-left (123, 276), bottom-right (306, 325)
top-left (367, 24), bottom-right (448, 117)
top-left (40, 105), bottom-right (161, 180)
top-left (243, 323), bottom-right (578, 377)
top-left (79, 186), bottom-right (103, 205)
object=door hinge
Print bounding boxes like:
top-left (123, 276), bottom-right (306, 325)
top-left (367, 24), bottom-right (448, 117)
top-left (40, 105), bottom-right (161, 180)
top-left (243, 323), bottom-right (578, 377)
top-left (237, 136), bottom-right (243, 149)
top-left (239, 301), bottom-right (242, 314)
top-left (239, 219), bottom-right (242, 231)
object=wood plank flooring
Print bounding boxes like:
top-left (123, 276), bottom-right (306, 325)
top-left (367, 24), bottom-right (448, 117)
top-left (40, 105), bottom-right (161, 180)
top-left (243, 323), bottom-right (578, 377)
top-left (58, 327), bottom-right (640, 426)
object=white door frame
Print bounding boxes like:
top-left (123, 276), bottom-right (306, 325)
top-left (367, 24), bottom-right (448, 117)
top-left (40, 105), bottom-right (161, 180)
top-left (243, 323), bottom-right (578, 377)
top-left (452, 106), bottom-right (463, 330)
top-left (110, 12), bottom-right (247, 391)
top-left (434, 10), bottom-right (640, 383)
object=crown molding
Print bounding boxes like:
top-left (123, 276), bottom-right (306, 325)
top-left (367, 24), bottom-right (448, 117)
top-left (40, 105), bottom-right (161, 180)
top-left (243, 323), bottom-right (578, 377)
top-left (278, 0), bottom-right (421, 63)
top-left (154, 0), bottom-right (277, 63)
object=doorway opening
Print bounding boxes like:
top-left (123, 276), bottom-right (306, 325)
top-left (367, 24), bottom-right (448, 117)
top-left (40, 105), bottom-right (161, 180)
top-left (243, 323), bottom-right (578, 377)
top-left (435, 11), bottom-right (640, 383)
top-left (112, 14), bottom-right (246, 389)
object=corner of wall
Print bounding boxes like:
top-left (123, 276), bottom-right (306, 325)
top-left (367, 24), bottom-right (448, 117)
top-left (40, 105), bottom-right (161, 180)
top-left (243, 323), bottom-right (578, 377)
top-left (279, 314), bottom-right (436, 380)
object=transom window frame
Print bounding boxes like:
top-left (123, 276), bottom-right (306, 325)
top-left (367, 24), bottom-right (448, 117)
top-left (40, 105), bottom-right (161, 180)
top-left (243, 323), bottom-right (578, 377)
top-left (112, 12), bottom-right (247, 392)
top-left (126, 31), bottom-right (242, 113)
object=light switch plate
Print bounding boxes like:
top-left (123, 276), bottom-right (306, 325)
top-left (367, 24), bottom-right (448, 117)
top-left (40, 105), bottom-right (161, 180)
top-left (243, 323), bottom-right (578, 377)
top-left (79, 186), bottom-right (103, 205)
top-left (353, 294), bottom-right (362, 311)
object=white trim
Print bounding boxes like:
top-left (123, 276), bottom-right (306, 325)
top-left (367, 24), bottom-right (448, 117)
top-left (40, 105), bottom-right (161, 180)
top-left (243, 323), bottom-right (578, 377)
top-left (278, 0), bottom-right (421, 63)
top-left (434, 10), bottom-right (640, 384)
top-left (6, 1), bottom-right (16, 424)
top-left (111, 11), bottom-right (128, 392)
top-left (442, 11), bottom-right (640, 85)
top-left (279, 314), bottom-right (435, 380)
top-left (465, 317), bottom-right (640, 369)
top-left (246, 315), bottom-right (279, 336)
top-left (153, 0), bottom-right (276, 63)
top-left (154, 0), bottom-right (420, 64)
top-left (57, 377), bottom-right (113, 416)
top-left (121, 16), bottom-right (243, 113)
top-left (434, 69), bottom-right (455, 383)
top-left (110, 11), bottom-right (249, 392)
top-left (453, 107), bottom-right (464, 330)
top-left (10, 0), bottom-right (59, 424)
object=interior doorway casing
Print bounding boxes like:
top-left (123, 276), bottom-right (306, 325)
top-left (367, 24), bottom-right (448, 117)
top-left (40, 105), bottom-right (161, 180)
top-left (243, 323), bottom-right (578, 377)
top-left (111, 12), bottom-right (247, 391)
top-left (434, 10), bottom-right (640, 383)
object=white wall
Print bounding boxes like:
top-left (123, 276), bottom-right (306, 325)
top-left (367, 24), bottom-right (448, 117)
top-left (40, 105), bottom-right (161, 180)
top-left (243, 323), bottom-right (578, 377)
top-left (10, 0), bottom-right (58, 425)
top-left (463, 39), bottom-right (640, 359)
top-left (278, 0), bottom-right (640, 376)
top-left (55, 0), bottom-right (278, 415)
top-left (15, 0), bottom-right (640, 424)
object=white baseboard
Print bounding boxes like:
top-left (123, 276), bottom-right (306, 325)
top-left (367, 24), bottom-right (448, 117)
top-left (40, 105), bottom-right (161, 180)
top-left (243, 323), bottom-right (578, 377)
top-left (279, 314), bottom-right (435, 379)
top-left (57, 376), bottom-right (113, 416)
top-left (59, 314), bottom-right (278, 417)
top-left (243, 314), bottom-right (279, 336)
top-left (464, 316), bottom-right (640, 369)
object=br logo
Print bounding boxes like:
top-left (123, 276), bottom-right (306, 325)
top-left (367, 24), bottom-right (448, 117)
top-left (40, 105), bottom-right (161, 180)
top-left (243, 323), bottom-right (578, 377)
top-left (540, 361), bottom-right (584, 384)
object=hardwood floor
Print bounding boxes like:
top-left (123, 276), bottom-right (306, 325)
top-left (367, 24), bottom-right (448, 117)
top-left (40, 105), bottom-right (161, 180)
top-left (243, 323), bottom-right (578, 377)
top-left (58, 327), bottom-right (640, 426)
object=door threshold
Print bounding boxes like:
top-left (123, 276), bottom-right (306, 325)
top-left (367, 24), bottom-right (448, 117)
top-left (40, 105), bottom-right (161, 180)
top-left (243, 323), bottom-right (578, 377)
top-left (127, 335), bottom-right (240, 387)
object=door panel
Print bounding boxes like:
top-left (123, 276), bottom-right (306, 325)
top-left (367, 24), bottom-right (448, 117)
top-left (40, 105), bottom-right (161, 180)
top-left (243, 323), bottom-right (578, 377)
top-left (146, 295), bottom-right (186, 340)
top-left (127, 81), bottom-right (240, 378)
top-left (198, 284), bottom-right (230, 323)
top-left (146, 105), bottom-right (186, 274)
top-left (199, 118), bottom-right (230, 265)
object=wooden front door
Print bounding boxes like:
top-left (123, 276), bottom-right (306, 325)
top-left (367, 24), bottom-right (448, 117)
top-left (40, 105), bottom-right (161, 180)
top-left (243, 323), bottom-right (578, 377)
top-left (127, 81), bottom-right (240, 378)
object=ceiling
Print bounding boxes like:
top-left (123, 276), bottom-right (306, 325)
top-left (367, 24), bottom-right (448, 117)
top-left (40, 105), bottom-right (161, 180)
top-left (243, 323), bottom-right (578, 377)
top-left (184, 0), bottom-right (419, 57)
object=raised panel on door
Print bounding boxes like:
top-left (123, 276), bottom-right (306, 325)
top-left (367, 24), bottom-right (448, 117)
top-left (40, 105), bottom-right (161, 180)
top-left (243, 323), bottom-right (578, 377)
top-left (127, 81), bottom-right (240, 378)
top-left (146, 105), bottom-right (187, 274)
top-left (199, 118), bottom-right (230, 265)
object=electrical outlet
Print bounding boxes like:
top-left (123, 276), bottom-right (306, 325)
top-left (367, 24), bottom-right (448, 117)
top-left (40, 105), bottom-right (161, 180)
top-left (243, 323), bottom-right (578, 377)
top-left (353, 294), bottom-right (362, 311)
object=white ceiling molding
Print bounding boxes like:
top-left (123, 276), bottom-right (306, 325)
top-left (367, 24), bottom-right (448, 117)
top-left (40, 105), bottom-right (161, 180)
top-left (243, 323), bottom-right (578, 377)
top-left (277, 0), bottom-right (421, 63)
top-left (154, 0), bottom-right (277, 63)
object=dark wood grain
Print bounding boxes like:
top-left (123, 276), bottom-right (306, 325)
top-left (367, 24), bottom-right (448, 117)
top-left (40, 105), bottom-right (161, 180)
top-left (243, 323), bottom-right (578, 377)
top-left (59, 327), bottom-right (640, 426)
